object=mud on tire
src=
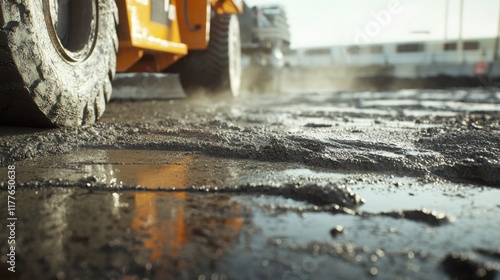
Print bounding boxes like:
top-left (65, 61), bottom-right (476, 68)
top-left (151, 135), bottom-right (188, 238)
top-left (178, 14), bottom-right (242, 98)
top-left (0, 0), bottom-right (118, 127)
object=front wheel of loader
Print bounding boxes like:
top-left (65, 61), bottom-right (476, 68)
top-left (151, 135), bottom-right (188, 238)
top-left (0, 0), bottom-right (118, 127)
top-left (179, 14), bottom-right (242, 98)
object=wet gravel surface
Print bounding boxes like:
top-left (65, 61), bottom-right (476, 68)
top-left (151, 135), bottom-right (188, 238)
top-left (1, 85), bottom-right (500, 279)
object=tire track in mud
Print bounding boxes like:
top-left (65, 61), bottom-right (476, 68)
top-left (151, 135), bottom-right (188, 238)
top-left (1, 89), bottom-right (500, 186)
top-left (1, 115), bottom-right (499, 186)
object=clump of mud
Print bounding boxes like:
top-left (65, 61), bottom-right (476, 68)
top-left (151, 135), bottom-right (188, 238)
top-left (441, 252), bottom-right (498, 280)
top-left (378, 208), bottom-right (451, 226)
top-left (417, 129), bottom-right (500, 186)
top-left (182, 182), bottom-right (366, 208)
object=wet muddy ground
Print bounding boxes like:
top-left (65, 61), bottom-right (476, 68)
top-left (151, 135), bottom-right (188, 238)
top-left (1, 75), bottom-right (500, 279)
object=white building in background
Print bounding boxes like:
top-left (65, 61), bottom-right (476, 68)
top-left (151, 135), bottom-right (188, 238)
top-left (284, 37), bottom-right (500, 78)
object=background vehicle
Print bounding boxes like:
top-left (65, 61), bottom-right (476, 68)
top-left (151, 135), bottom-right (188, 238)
top-left (0, 0), bottom-right (243, 127)
top-left (238, 3), bottom-right (291, 93)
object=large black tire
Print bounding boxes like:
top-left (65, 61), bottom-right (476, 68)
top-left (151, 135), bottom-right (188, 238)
top-left (179, 14), bottom-right (241, 97)
top-left (0, 0), bottom-right (118, 127)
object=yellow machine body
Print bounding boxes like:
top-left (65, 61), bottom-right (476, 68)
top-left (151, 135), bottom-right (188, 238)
top-left (116, 0), bottom-right (243, 72)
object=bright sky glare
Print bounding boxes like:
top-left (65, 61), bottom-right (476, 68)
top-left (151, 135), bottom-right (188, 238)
top-left (246, 0), bottom-right (500, 48)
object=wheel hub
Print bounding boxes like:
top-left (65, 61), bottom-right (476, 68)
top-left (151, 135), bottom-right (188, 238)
top-left (43, 0), bottom-right (98, 62)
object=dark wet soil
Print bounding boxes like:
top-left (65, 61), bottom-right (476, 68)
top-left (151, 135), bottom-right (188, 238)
top-left (1, 87), bottom-right (500, 279)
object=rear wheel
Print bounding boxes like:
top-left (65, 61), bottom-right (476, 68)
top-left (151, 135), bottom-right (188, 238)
top-left (179, 14), bottom-right (241, 97)
top-left (0, 0), bottom-right (118, 127)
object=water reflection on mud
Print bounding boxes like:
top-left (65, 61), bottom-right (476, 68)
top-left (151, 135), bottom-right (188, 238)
top-left (0, 189), bottom-right (248, 280)
top-left (2, 148), bottom-right (500, 279)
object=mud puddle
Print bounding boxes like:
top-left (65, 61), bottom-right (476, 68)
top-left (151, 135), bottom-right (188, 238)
top-left (2, 149), bottom-right (500, 279)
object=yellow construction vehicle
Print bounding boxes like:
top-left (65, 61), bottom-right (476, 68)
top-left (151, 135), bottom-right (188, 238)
top-left (0, 0), bottom-right (243, 127)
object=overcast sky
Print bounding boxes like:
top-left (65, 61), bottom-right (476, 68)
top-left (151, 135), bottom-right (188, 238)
top-left (245, 0), bottom-right (500, 48)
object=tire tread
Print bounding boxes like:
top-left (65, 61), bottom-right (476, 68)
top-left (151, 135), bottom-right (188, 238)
top-left (179, 14), bottom-right (237, 96)
top-left (0, 1), bottom-right (118, 127)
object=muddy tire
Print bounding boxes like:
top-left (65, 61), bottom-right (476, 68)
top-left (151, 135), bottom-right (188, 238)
top-left (0, 0), bottom-right (118, 127)
top-left (179, 14), bottom-right (241, 97)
